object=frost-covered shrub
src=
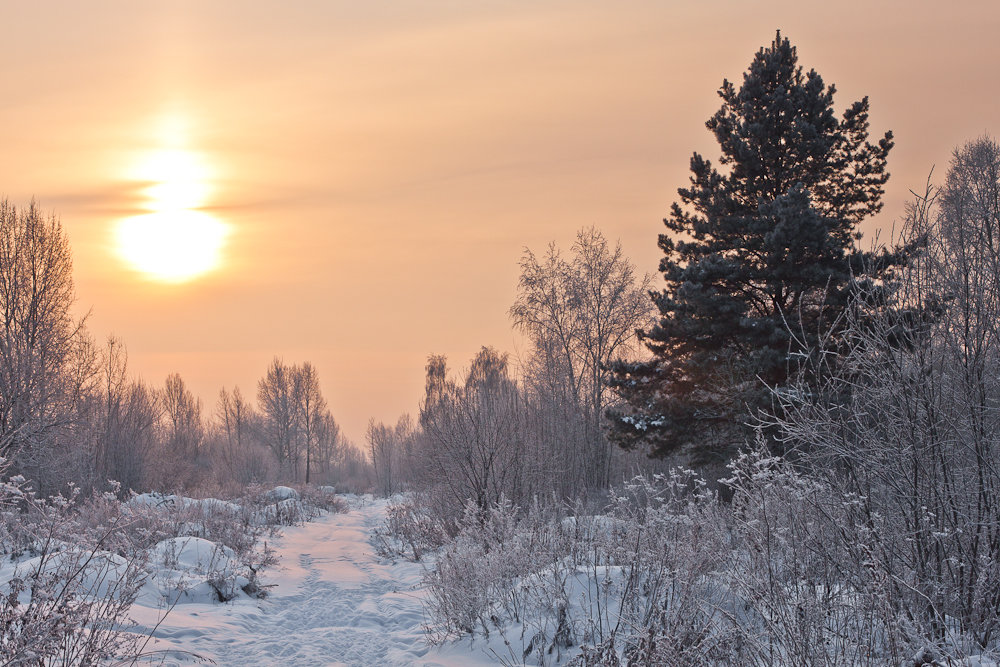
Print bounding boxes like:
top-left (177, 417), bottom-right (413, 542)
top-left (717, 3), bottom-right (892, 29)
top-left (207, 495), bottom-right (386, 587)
top-left (110, 491), bottom-right (272, 600)
top-left (0, 547), bottom-right (146, 665)
top-left (424, 497), bottom-right (569, 642)
top-left (723, 446), bottom-right (944, 666)
top-left (372, 497), bottom-right (448, 561)
top-left (423, 472), bottom-right (734, 666)
top-left (586, 471), bottom-right (735, 665)
top-left (1, 462), bottom-right (348, 662)
top-left (0, 470), bottom-right (146, 665)
top-left (117, 484), bottom-right (340, 600)
top-left (420, 444), bottom-right (1000, 665)
top-left (298, 484), bottom-right (348, 514)
top-left (238, 484), bottom-right (333, 527)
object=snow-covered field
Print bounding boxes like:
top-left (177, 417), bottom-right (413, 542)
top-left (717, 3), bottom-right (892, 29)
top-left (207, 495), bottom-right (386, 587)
top-left (129, 497), bottom-right (499, 666)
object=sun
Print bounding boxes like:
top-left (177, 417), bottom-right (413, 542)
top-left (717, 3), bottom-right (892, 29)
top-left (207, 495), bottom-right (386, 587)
top-left (117, 210), bottom-right (228, 283)
top-left (116, 147), bottom-right (229, 283)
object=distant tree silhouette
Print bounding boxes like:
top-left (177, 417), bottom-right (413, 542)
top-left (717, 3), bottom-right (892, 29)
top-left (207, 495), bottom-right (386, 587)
top-left (607, 31), bottom-right (906, 467)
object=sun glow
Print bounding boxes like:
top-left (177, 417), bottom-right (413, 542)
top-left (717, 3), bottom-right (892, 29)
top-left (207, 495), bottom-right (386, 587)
top-left (116, 139), bottom-right (229, 283)
top-left (137, 149), bottom-right (210, 212)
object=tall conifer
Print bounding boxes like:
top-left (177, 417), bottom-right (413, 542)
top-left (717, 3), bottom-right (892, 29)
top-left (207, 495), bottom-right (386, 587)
top-left (608, 32), bottom-right (903, 464)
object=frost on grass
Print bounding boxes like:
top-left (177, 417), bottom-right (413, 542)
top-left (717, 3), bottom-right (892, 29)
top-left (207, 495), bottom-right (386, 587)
top-left (400, 458), bottom-right (1000, 666)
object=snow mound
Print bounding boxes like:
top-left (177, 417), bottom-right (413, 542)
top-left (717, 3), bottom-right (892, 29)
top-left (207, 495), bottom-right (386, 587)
top-left (126, 491), bottom-right (180, 508)
top-left (148, 536), bottom-right (249, 604)
top-left (126, 492), bottom-right (241, 514)
top-left (187, 497), bottom-right (242, 515)
top-left (153, 536), bottom-right (236, 572)
top-left (265, 486), bottom-right (300, 501)
top-left (1, 548), bottom-right (142, 604)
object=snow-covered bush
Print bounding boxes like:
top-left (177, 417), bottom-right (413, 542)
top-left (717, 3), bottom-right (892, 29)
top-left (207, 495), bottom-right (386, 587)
top-left (298, 484), bottom-right (348, 514)
top-left (422, 471), bottom-right (735, 666)
top-left (118, 484), bottom-right (345, 600)
top-left (1, 473), bottom-right (351, 663)
top-left (151, 536), bottom-right (252, 603)
top-left (237, 483), bottom-right (339, 527)
top-left (415, 454), bottom-right (1000, 665)
top-left (423, 497), bottom-right (571, 647)
top-left (264, 485), bottom-right (299, 502)
top-left (583, 471), bottom-right (736, 666)
top-left (0, 546), bottom-right (146, 665)
top-left (372, 497), bottom-right (449, 561)
top-left (109, 491), bottom-right (269, 600)
top-left (721, 446), bottom-right (908, 666)
top-left (747, 158), bottom-right (1000, 663)
top-left (0, 470), bottom-right (146, 665)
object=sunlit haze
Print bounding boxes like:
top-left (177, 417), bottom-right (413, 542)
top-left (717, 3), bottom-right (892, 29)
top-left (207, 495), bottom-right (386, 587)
top-left (117, 143), bottom-right (228, 282)
top-left (1, 1), bottom-right (997, 444)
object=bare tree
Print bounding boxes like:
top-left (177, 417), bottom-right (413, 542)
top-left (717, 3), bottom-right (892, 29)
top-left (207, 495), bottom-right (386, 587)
top-left (217, 386), bottom-right (247, 469)
top-left (295, 362), bottom-right (326, 484)
top-left (257, 358), bottom-right (299, 478)
top-left (366, 415), bottom-right (413, 496)
top-left (936, 136), bottom-right (1000, 344)
top-left (511, 227), bottom-right (653, 491)
top-left (313, 409), bottom-right (343, 481)
top-left (324, 436), bottom-right (373, 493)
top-left (367, 418), bottom-right (395, 497)
top-left (150, 372), bottom-right (203, 489)
top-left (769, 137), bottom-right (1000, 648)
top-left (419, 348), bottom-right (527, 515)
top-left (92, 336), bottom-right (158, 493)
top-left (161, 373), bottom-right (202, 460)
top-left (214, 385), bottom-right (270, 484)
top-left (0, 200), bottom-right (86, 488)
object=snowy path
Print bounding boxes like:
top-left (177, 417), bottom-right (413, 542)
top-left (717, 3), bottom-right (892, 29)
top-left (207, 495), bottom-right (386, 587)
top-left (131, 498), bottom-right (497, 667)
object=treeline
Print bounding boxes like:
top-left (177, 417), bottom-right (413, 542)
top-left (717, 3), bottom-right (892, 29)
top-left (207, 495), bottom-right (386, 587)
top-left (0, 201), bottom-right (369, 497)
top-left (364, 227), bottom-right (662, 521)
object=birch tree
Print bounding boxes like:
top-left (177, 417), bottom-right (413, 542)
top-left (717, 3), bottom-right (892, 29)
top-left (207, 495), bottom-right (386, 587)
top-left (295, 362), bottom-right (326, 484)
top-left (257, 358), bottom-right (298, 477)
top-left (511, 227), bottom-right (652, 491)
top-left (0, 200), bottom-right (85, 485)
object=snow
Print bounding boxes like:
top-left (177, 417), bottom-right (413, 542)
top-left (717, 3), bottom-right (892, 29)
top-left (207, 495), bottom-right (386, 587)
top-left (264, 485), bottom-right (300, 501)
top-left (124, 492), bottom-right (241, 514)
top-left (0, 548), bottom-right (135, 604)
top-left (145, 537), bottom-right (249, 605)
top-left (126, 491), bottom-right (181, 508)
top-left (8, 491), bottom-right (1000, 665)
top-left (126, 497), bottom-right (502, 666)
top-left (152, 536), bottom-right (236, 573)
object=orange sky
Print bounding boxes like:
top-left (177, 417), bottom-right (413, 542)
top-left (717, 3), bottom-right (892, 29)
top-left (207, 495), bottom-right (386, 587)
top-left (1, 1), bottom-right (997, 444)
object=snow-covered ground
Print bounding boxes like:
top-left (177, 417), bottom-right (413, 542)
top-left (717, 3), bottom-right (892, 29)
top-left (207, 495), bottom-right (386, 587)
top-left (129, 497), bottom-right (500, 666)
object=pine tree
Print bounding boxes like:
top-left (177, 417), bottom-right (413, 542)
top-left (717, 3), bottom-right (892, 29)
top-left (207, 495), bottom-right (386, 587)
top-left (607, 31), bottom-right (903, 464)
